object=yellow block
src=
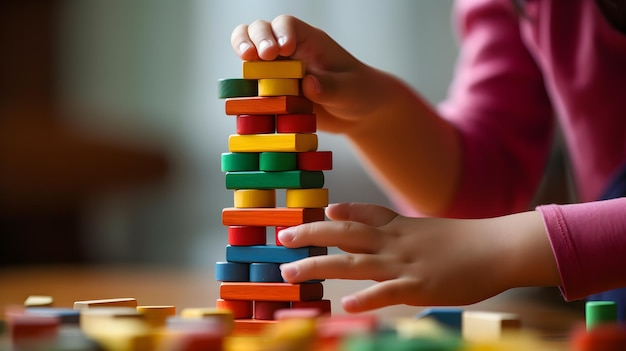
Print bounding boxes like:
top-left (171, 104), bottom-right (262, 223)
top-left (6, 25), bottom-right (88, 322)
top-left (24, 295), bottom-right (54, 307)
top-left (285, 188), bottom-right (329, 208)
top-left (74, 297), bottom-right (137, 309)
top-left (137, 305), bottom-right (176, 328)
top-left (462, 311), bottom-right (521, 343)
top-left (229, 133), bottom-right (317, 152)
top-left (181, 307), bottom-right (234, 335)
top-left (258, 78), bottom-right (300, 96)
top-left (79, 307), bottom-right (154, 351)
top-left (234, 189), bottom-right (276, 208)
top-left (243, 60), bottom-right (305, 79)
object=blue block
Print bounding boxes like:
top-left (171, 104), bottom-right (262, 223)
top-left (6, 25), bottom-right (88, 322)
top-left (25, 308), bottom-right (80, 324)
top-left (415, 308), bottom-right (463, 330)
top-left (215, 261), bottom-right (250, 282)
top-left (250, 263), bottom-right (284, 282)
top-left (226, 245), bottom-right (327, 264)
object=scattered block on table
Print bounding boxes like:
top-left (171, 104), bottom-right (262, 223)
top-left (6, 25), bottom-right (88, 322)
top-left (216, 299), bottom-right (253, 320)
top-left (415, 307), bottom-right (463, 331)
top-left (396, 317), bottom-right (454, 340)
top-left (316, 314), bottom-right (379, 340)
top-left (229, 133), bottom-right (317, 153)
top-left (215, 261), bottom-right (251, 282)
top-left (218, 78), bottom-right (258, 98)
top-left (220, 282), bottom-right (324, 302)
top-left (286, 188), bottom-right (329, 208)
top-left (158, 328), bottom-right (224, 351)
top-left (249, 263), bottom-right (284, 283)
top-left (236, 114), bottom-right (275, 135)
top-left (275, 308), bottom-right (323, 321)
top-left (297, 151), bottom-right (333, 171)
top-left (259, 152), bottom-right (297, 171)
top-left (24, 295), bottom-right (54, 307)
top-left (180, 308), bottom-right (235, 335)
top-left (275, 226), bottom-right (291, 246)
top-left (222, 207), bottom-right (325, 226)
top-left (79, 307), bottom-right (152, 350)
top-left (225, 170), bottom-right (324, 190)
top-left (242, 60), bottom-right (305, 79)
top-left (221, 152), bottom-right (259, 172)
top-left (73, 297), bottom-right (137, 310)
top-left (166, 316), bottom-right (228, 337)
top-left (231, 319), bottom-right (278, 335)
top-left (25, 307), bottom-right (80, 325)
top-left (258, 78), bottom-right (300, 96)
top-left (228, 225), bottom-right (267, 246)
top-left (225, 96), bottom-right (313, 115)
top-left (290, 300), bottom-right (331, 316)
top-left (586, 301), bottom-right (618, 330)
top-left (276, 113), bottom-right (316, 133)
top-left (226, 245), bottom-right (327, 264)
top-left (254, 301), bottom-right (291, 320)
top-left (461, 311), bottom-right (521, 342)
top-left (6, 312), bottom-right (60, 341)
top-left (233, 189), bottom-right (276, 208)
top-left (571, 324), bottom-right (626, 351)
top-left (136, 305), bottom-right (176, 328)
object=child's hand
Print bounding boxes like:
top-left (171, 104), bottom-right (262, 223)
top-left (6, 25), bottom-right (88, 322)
top-left (277, 203), bottom-right (560, 312)
top-left (230, 15), bottom-right (397, 135)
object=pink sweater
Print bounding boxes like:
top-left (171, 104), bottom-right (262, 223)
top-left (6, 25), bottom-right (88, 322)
top-left (435, 0), bottom-right (626, 300)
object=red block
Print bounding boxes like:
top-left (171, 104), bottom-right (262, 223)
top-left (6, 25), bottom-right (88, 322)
top-left (274, 226), bottom-right (291, 246)
top-left (228, 226), bottom-right (267, 246)
top-left (236, 114), bottom-right (275, 135)
top-left (276, 113), bottom-right (316, 133)
top-left (216, 299), bottom-right (253, 319)
top-left (254, 301), bottom-right (290, 320)
top-left (297, 151), bottom-right (332, 171)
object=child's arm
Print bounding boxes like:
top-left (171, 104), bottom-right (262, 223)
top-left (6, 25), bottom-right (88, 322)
top-left (231, 15), bottom-right (462, 215)
top-left (277, 203), bottom-right (561, 312)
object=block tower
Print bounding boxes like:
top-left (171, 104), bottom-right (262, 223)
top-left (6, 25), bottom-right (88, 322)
top-left (216, 60), bottom-right (333, 335)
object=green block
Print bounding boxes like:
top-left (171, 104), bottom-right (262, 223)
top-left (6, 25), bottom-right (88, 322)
top-left (586, 301), bottom-right (618, 330)
top-left (343, 334), bottom-right (461, 351)
top-left (259, 152), bottom-right (297, 171)
top-left (221, 152), bottom-right (259, 172)
top-left (218, 78), bottom-right (258, 98)
top-left (225, 171), bottom-right (324, 189)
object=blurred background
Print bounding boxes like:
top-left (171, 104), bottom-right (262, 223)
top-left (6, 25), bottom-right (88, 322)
top-left (1, 0), bottom-right (469, 267)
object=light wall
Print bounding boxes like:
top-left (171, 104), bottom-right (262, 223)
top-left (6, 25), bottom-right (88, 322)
top-left (57, 0), bottom-right (458, 266)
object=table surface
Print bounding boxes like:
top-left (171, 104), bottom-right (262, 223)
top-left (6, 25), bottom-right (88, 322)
top-left (0, 265), bottom-right (585, 346)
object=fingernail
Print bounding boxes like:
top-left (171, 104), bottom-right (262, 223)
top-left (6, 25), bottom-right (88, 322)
top-left (341, 295), bottom-right (358, 310)
top-left (259, 39), bottom-right (272, 52)
top-left (238, 42), bottom-right (251, 54)
top-left (280, 263), bottom-right (299, 280)
top-left (277, 228), bottom-right (295, 244)
top-left (277, 36), bottom-right (287, 47)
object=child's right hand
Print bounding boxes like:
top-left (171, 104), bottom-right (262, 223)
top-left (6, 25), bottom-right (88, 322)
top-left (230, 15), bottom-right (398, 135)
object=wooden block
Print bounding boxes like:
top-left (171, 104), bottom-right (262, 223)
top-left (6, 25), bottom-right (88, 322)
top-left (25, 308), bottom-right (80, 325)
top-left (225, 171), bottom-right (324, 190)
top-left (220, 282), bottom-right (324, 302)
top-left (258, 78), bottom-right (300, 96)
top-left (136, 305), bottom-right (176, 328)
top-left (254, 301), bottom-right (291, 320)
top-left (286, 188), bottom-right (329, 208)
top-left (316, 314), bottom-right (379, 339)
top-left (24, 295), bottom-right (54, 307)
top-left (225, 96), bottom-right (313, 115)
top-left (276, 113), bottom-right (317, 133)
top-left (166, 316), bottom-right (227, 336)
top-left (6, 312), bottom-right (60, 340)
top-left (228, 226), bottom-right (267, 246)
top-left (232, 319), bottom-right (278, 335)
top-left (221, 152), bottom-right (259, 172)
top-left (233, 189), bottom-right (276, 208)
top-left (180, 308), bottom-right (234, 335)
top-left (73, 298), bottom-right (137, 310)
top-left (242, 60), bottom-right (305, 79)
top-left (297, 151), bottom-right (333, 171)
top-left (215, 261), bottom-right (250, 282)
top-left (236, 114), bottom-right (275, 135)
top-left (414, 307), bottom-right (463, 331)
top-left (157, 329), bottom-right (224, 351)
top-left (586, 301), bottom-right (618, 330)
top-left (226, 245), bottom-right (327, 264)
top-left (275, 226), bottom-right (291, 246)
top-left (229, 133), bottom-right (317, 153)
top-left (216, 299), bottom-right (253, 319)
top-left (222, 207), bottom-right (325, 226)
top-left (259, 152), bottom-right (297, 171)
top-left (249, 263), bottom-right (284, 282)
top-left (461, 311), bottom-right (521, 342)
top-left (79, 307), bottom-right (151, 348)
top-left (274, 308), bottom-right (324, 320)
top-left (218, 78), bottom-right (258, 98)
top-left (290, 300), bottom-right (332, 316)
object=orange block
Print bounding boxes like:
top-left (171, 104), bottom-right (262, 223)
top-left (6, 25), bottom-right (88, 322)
top-left (220, 282), bottom-right (324, 302)
top-left (222, 207), bottom-right (325, 226)
top-left (232, 319), bottom-right (278, 335)
top-left (225, 96), bottom-right (313, 115)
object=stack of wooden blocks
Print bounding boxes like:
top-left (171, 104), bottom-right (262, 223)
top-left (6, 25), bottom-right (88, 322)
top-left (216, 60), bottom-right (333, 335)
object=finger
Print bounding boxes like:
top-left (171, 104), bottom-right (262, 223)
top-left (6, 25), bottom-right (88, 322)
top-left (277, 220), bottom-right (384, 253)
top-left (270, 15), bottom-right (297, 57)
top-left (230, 24), bottom-right (259, 60)
top-left (280, 254), bottom-right (400, 283)
top-left (341, 278), bottom-right (421, 313)
top-left (247, 20), bottom-right (280, 60)
top-left (325, 203), bottom-right (399, 227)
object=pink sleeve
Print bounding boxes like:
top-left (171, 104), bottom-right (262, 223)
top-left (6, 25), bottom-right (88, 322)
top-left (537, 198), bottom-right (626, 300)
top-left (436, 0), bottom-right (554, 218)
